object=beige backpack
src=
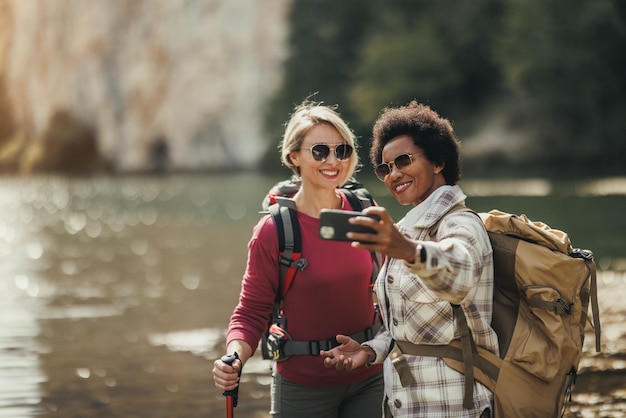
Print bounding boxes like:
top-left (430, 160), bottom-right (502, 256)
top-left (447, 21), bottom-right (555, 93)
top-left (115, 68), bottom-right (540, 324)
top-left (391, 208), bottom-right (601, 417)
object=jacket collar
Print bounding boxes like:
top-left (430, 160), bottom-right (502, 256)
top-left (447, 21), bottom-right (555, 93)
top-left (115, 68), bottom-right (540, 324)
top-left (398, 184), bottom-right (466, 233)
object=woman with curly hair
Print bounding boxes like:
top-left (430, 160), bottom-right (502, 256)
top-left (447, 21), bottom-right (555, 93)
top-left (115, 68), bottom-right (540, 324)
top-left (322, 101), bottom-right (497, 418)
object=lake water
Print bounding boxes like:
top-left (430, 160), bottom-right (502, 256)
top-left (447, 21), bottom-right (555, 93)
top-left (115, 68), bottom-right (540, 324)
top-left (0, 173), bottom-right (624, 418)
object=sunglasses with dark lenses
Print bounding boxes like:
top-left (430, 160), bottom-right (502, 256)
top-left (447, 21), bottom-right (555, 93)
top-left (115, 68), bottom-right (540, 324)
top-left (301, 143), bottom-right (354, 162)
top-left (374, 153), bottom-right (415, 180)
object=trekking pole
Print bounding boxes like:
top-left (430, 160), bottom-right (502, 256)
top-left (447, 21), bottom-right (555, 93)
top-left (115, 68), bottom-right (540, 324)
top-left (221, 352), bottom-right (240, 418)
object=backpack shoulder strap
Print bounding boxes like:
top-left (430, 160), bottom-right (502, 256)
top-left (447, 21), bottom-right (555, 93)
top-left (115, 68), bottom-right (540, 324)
top-left (268, 197), bottom-right (307, 300)
top-left (427, 202), bottom-right (475, 239)
top-left (571, 248), bottom-right (601, 352)
top-left (340, 180), bottom-right (375, 211)
top-left (341, 188), bottom-right (374, 211)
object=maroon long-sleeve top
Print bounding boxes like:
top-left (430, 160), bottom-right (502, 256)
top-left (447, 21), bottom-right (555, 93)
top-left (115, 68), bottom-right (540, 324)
top-left (226, 194), bottom-right (382, 386)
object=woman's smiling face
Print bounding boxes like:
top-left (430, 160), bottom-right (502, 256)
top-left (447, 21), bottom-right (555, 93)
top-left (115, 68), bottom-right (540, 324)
top-left (290, 123), bottom-right (351, 189)
top-left (381, 135), bottom-right (445, 206)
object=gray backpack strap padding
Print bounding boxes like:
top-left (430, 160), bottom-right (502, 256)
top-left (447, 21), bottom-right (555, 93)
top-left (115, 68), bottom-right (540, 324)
top-left (273, 196), bottom-right (296, 210)
top-left (269, 197), bottom-right (306, 298)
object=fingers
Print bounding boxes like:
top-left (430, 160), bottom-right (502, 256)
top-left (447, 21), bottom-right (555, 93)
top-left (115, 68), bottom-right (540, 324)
top-left (213, 376), bottom-right (239, 391)
top-left (323, 354), bottom-right (352, 370)
top-left (215, 358), bottom-right (241, 373)
top-left (349, 213), bottom-right (382, 231)
top-left (320, 335), bottom-right (359, 371)
top-left (319, 350), bottom-right (334, 359)
top-left (347, 207), bottom-right (395, 246)
top-left (363, 206), bottom-right (393, 223)
top-left (323, 356), bottom-right (335, 369)
top-left (334, 334), bottom-right (353, 345)
top-left (212, 359), bottom-right (241, 390)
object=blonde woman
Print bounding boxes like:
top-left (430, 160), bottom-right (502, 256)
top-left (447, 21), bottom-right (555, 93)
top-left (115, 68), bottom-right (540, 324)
top-left (213, 101), bottom-right (383, 418)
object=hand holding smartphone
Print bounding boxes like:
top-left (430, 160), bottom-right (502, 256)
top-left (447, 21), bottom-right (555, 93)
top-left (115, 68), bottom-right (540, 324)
top-left (319, 209), bottom-right (380, 242)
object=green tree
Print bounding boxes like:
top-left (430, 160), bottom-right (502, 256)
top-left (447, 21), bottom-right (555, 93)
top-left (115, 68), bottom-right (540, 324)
top-left (261, 0), bottom-right (373, 174)
top-left (496, 0), bottom-right (626, 174)
top-left (263, 0), bottom-right (626, 176)
top-left (349, 0), bottom-right (504, 134)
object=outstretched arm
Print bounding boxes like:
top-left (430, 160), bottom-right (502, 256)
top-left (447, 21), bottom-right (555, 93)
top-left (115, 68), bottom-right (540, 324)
top-left (320, 334), bottom-right (377, 370)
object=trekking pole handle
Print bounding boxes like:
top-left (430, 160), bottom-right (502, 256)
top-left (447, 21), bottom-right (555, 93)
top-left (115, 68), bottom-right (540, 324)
top-left (220, 352), bottom-right (241, 407)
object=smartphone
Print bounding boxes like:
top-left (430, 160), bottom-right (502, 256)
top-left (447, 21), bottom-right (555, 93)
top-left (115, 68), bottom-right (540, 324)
top-left (319, 209), bottom-right (379, 242)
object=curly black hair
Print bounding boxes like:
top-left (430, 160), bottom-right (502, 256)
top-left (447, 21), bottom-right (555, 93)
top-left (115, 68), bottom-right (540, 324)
top-left (370, 101), bottom-right (461, 185)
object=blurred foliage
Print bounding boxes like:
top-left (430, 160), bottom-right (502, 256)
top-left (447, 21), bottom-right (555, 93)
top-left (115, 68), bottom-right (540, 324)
top-left (350, 0), bottom-right (503, 127)
top-left (495, 0), bottom-right (626, 174)
top-left (261, 0), bottom-right (373, 174)
top-left (261, 0), bottom-right (626, 178)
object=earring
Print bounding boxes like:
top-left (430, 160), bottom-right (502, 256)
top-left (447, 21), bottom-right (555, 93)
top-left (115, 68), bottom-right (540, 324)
top-left (434, 169), bottom-right (440, 174)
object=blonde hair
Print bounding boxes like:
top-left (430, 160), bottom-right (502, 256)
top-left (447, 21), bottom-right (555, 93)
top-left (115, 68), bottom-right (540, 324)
top-left (280, 101), bottom-right (359, 182)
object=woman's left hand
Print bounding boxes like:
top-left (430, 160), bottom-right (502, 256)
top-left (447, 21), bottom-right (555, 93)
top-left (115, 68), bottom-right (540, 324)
top-left (320, 335), bottom-right (370, 371)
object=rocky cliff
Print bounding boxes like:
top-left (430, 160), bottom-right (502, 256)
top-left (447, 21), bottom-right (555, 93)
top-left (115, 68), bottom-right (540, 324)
top-left (0, 0), bottom-right (290, 174)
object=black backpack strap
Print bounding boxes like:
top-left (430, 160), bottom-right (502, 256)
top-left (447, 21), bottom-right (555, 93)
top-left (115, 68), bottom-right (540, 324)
top-left (342, 188), bottom-right (373, 210)
top-left (340, 182), bottom-right (375, 210)
top-left (261, 197), bottom-right (308, 360)
top-left (268, 197), bottom-right (307, 300)
top-left (282, 323), bottom-right (381, 356)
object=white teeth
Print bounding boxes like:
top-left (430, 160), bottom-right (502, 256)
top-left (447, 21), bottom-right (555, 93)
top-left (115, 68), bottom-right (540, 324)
top-left (321, 170), bottom-right (338, 176)
top-left (395, 182), bottom-right (410, 193)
